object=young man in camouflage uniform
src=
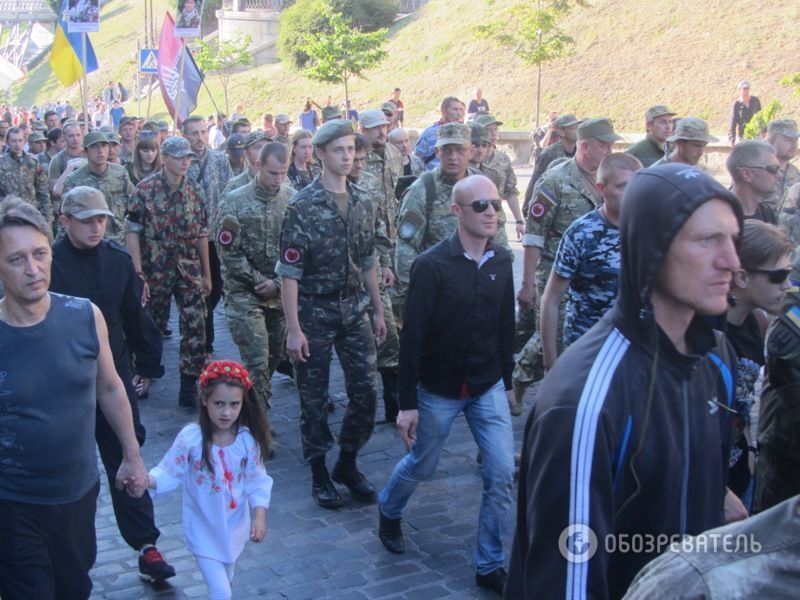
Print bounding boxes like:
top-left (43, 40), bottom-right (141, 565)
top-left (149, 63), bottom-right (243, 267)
top-left (0, 126), bottom-right (50, 226)
top-left (216, 142), bottom-right (294, 413)
top-left (220, 131), bottom-right (270, 198)
top-left (183, 115), bottom-right (233, 354)
top-left (651, 117), bottom-right (718, 167)
top-left (277, 120), bottom-right (387, 509)
top-left (118, 116), bottom-right (137, 164)
top-left (625, 104), bottom-right (676, 167)
top-left (514, 118), bottom-right (621, 409)
top-left (63, 131), bottom-right (134, 245)
top-left (125, 137), bottom-right (211, 407)
top-left (766, 119), bottom-right (800, 215)
top-left (274, 114), bottom-right (293, 147)
top-left (48, 120), bottom-right (85, 191)
top-left (351, 133), bottom-right (401, 423)
top-left (395, 122), bottom-right (479, 288)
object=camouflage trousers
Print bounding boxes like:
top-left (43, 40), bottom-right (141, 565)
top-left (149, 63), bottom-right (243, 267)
top-left (388, 284), bottom-right (406, 329)
top-left (753, 446), bottom-right (800, 514)
top-left (295, 291), bottom-right (378, 462)
top-left (224, 293), bottom-right (286, 411)
top-left (376, 287), bottom-right (400, 371)
top-left (514, 305), bottom-right (537, 354)
top-left (148, 275), bottom-right (207, 377)
top-left (512, 282), bottom-right (566, 386)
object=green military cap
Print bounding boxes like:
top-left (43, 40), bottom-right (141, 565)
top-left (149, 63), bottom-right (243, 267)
top-left (473, 114), bottom-right (504, 128)
top-left (99, 124), bottom-right (115, 134)
top-left (359, 109), bottom-right (389, 129)
top-left (157, 120), bottom-right (170, 132)
top-left (106, 132), bottom-right (121, 145)
top-left (381, 101), bottom-right (397, 115)
top-left (83, 130), bottom-right (110, 149)
top-left (142, 121), bottom-right (160, 132)
top-left (312, 119), bottom-right (355, 147)
top-left (161, 136), bottom-right (195, 157)
top-left (275, 114), bottom-right (292, 125)
top-left (645, 105), bottom-right (676, 122)
top-left (553, 114), bottom-right (580, 128)
top-left (768, 119), bottom-right (800, 139)
top-left (118, 116), bottom-right (135, 128)
top-left (666, 117), bottom-right (718, 143)
top-left (577, 118), bottom-right (623, 142)
top-left (435, 122), bottom-right (471, 148)
top-left (27, 130), bottom-right (47, 143)
top-left (468, 122), bottom-right (490, 145)
top-left (244, 130), bottom-right (270, 147)
top-left (60, 186), bottom-right (114, 219)
top-left (321, 106), bottom-right (343, 122)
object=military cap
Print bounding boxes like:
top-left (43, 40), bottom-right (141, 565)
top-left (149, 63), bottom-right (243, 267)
top-left (473, 114), bottom-right (504, 128)
top-left (381, 101), bottom-right (397, 115)
top-left (359, 109), bottom-right (389, 129)
top-left (61, 186), bottom-right (115, 220)
top-left (99, 124), bottom-right (115, 134)
top-left (577, 118), bottom-right (623, 142)
top-left (768, 119), bottom-right (800, 139)
top-left (321, 106), bottom-right (343, 121)
top-left (468, 122), bottom-right (490, 145)
top-left (244, 130), bottom-right (270, 147)
top-left (142, 121), bottom-right (160, 132)
top-left (27, 130), bottom-right (47, 143)
top-left (157, 120), bottom-right (170, 132)
top-left (275, 114), bottom-right (292, 125)
top-left (666, 117), bottom-right (718, 143)
top-left (553, 114), bottom-right (580, 128)
top-left (83, 130), bottom-right (110, 149)
top-left (118, 116), bottom-right (135, 128)
top-left (161, 136), bottom-right (195, 157)
top-left (645, 105), bottom-right (676, 122)
top-left (435, 122), bottom-right (471, 148)
top-left (226, 133), bottom-right (246, 156)
top-left (312, 119), bottom-right (355, 146)
top-left (106, 132), bottom-right (121, 145)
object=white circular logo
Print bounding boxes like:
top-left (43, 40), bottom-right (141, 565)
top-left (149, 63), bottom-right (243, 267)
top-left (558, 524), bottom-right (598, 563)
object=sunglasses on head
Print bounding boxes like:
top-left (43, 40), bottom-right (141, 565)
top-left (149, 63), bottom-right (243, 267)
top-left (458, 198), bottom-right (502, 213)
top-left (746, 267), bottom-right (791, 284)
top-left (742, 164), bottom-right (781, 175)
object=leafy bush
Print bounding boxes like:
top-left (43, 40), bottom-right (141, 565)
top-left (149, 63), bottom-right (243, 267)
top-left (744, 99), bottom-right (781, 140)
top-left (332, 0), bottom-right (397, 31)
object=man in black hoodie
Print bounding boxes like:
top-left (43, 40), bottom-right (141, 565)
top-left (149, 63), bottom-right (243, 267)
top-left (506, 164), bottom-right (743, 599)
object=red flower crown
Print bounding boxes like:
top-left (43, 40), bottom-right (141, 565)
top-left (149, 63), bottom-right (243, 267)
top-left (199, 360), bottom-right (253, 390)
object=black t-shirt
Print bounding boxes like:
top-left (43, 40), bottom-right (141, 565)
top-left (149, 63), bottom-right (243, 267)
top-left (467, 98), bottom-right (489, 114)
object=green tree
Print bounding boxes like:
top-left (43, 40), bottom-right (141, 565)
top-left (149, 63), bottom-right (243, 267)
top-left (744, 99), bottom-right (782, 140)
top-left (297, 4), bottom-right (388, 106)
top-left (194, 33), bottom-right (253, 115)
top-left (474, 0), bottom-right (589, 127)
top-left (780, 72), bottom-right (800, 97)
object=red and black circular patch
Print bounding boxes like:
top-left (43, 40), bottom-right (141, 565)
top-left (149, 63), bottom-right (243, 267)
top-left (283, 246), bottom-right (302, 264)
top-left (530, 202), bottom-right (546, 219)
top-left (218, 229), bottom-right (234, 246)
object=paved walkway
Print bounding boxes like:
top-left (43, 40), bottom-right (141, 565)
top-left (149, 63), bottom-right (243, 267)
top-left (90, 220), bottom-right (534, 599)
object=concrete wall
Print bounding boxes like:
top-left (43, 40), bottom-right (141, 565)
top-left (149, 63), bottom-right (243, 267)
top-left (216, 9), bottom-right (281, 65)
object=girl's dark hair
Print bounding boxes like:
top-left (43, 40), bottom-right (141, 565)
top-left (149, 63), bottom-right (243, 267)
top-left (198, 377), bottom-right (272, 474)
top-left (131, 137), bottom-right (161, 183)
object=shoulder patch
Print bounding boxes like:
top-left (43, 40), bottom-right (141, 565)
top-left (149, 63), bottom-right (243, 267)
top-left (397, 211), bottom-right (424, 240)
top-left (282, 245), bottom-right (302, 265)
top-left (781, 305), bottom-right (800, 336)
top-left (217, 216), bottom-right (240, 247)
top-left (530, 188), bottom-right (558, 220)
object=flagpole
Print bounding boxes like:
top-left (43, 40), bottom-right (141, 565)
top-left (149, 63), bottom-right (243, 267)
top-left (201, 77), bottom-right (222, 121)
top-left (173, 39), bottom-right (187, 133)
top-left (81, 32), bottom-right (89, 129)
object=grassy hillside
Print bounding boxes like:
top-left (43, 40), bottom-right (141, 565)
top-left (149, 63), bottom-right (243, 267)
top-left (14, 0), bottom-right (800, 133)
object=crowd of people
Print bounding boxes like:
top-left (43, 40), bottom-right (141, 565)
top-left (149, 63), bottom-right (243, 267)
top-left (1, 78), bottom-right (799, 600)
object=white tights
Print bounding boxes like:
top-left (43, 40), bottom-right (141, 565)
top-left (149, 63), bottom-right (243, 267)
top-left (195, 555), bottom-right (236, 599)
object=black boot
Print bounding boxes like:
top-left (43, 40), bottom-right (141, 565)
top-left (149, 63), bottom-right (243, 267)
top-left (332, 450), bottom-right (377, 503)
top-left (310, 457), bottom-right (343, 509)
top-left (379, 369), bottom-right (399, 424)
top-left (378, 507), bottom-right (405, 554)
top-left (178, 374), bottom-right (198, 407)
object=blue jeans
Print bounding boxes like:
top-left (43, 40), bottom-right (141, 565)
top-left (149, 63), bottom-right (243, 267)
top-left (379, 379), bottom-right (515, 574)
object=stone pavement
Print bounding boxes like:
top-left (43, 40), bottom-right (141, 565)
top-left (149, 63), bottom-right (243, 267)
top-left (89, 206), bottom-right (536, 599)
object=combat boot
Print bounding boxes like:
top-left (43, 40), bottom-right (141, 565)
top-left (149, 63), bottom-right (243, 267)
top-left (332, 450), bottom-right (377, 503)
top-left (310, 457), bottom-right (343, 509)
top-left (378, 507), bottom-right (405, 554)
top-left (379, 369), bottom-right (399, 424)
top-left (178, 373), bottom-right (198, 408)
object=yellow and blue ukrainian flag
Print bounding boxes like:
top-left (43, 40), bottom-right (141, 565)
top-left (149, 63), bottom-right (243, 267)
top-left (49, 0), bottom-right (99, 87)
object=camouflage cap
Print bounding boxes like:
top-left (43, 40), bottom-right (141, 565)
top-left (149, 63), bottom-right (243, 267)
top-left (27, 130), bottom-right (47, 143)
top-left (118, 116), bottom-right (135, 128)
top-left (645, 105), bottom-right (676, 122)
top-left (468, 122), bottom-right (490, 145)
top-left (161, 136), bottom-right (195, 157)
top-left (359, 109), bottom-right (389, 129)
top-left (244, 130), bottom-right (270, 147)
top-left (60, 186), bottom-right (114, 220)
top-left (312, 119), bottom-right (355, 147)
top-left (106, 132), bottom-right (121, 145)
top-left (98, 124), bottom-right (115, 134)
top-left (473, 114), bottom-right (503, 128)
top-left (275, 114), bottom-right (292, 125)
top-left (666, 117), bottom-right (718, 143)
top-left (768, 119), bottom-right (800, 139)
top-left (321, 106), bottom-right (343, 121)
top-left (83, 130), bottom-right (110, 149)
top-left (435, 122), bottom-right (471, 148)
top-left (226, 133), bottom-right (246, 155)
top-left (553, 114), bottom-right (580, 128)
top-left (577, 118), bottom-right (623, 142)
top-left (381, 101), bottom-right (397, 115)
top-left (142, 121), bottom-right (159, 132)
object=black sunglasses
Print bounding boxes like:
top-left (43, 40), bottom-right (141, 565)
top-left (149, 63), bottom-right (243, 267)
top-left (458, 199), bottom-right (502, 213)
top-left (746, 267), bottom-right (791, 284)
top-left (742, 164), bottom-right (781, 175)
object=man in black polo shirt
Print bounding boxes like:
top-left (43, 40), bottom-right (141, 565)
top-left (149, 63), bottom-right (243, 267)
top-left (377, 174), bottom-right (515, 595)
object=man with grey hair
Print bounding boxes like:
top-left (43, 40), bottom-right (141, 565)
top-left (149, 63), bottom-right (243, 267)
top-left (727, 139), bottom-right (780, 224)
top-left (626, 104), bottom-right (676, 167)
top-left (388, 128), bottom-right (424, 176)
top-left (765, 119), bottom-right (800, 214)
top-left (652, 117), bottom-right (718, 167)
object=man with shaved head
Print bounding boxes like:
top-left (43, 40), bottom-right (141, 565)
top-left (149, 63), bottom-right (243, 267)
top-left (378, 174), bottom-right (515, 595)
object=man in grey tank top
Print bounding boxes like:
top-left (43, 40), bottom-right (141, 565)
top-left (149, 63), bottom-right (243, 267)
top-left (0, 197), bottom-right (148, 600)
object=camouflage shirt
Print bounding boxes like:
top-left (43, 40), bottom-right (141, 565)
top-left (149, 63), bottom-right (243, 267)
top-left (553, 208), bottom-right (620, 346)
top-left (523, 157), bottom-right (602, 290)
top-left (394, 166), bottom-right (481, 285)
top-left (119, 145), bottom-right (134, 165)
top-left (779, 181), bottom-right (800, 249)
top-left (523, 142), bottom-right (575, 214)
top-left (287, 163), bottom-right (320, 191)
top-left (350, 170), bottom-right (394, 268)
top-left (276, 177), bottom-right (377, 295)
top-left (222, 168), bottom-right (254, 198)
top-left (407, 154), bottom-right (425, 177)
top-left (63, 163), bottom-right (134, 245)
top-left (216, 179), bottom-right (294, 306)
top-left (125, 170), bottom-right (208, 277)
top-left (771, 161), bottom-right (800, 215)
top-left (188, 149), bottom-right (233, 222)
top-left (364, 142), bottom-right (404, 239)
top-left (0, 151), bottom-right (50, 224)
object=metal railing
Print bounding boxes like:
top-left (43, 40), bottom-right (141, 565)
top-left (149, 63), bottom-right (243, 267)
top-left (222, 0), bottom-right (426, 11)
